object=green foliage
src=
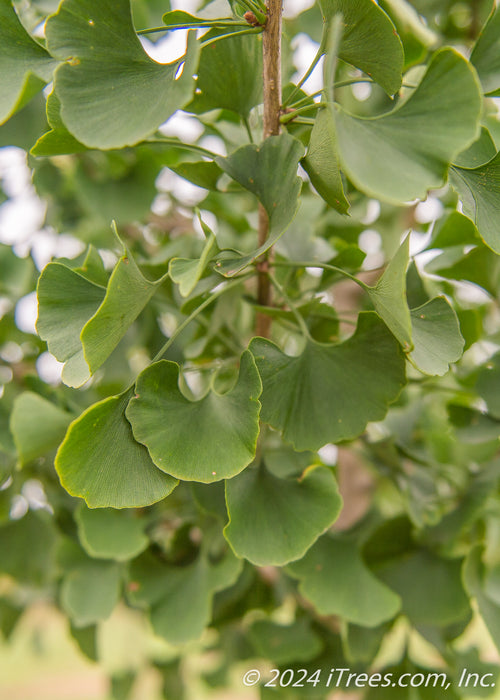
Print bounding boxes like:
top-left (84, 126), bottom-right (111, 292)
top-left (251, 313), bottom-right (406, 450)
top-left (336, 48), bottom-right (482, 202)
top-left (1, 0), bottom-right (500, 696)
top-left (45, 0), bottom-right (200, 148)
top-left (224, 463), bottom-right (342, 565)
top-left (55, 389), bottom-right (178, 507)
top-left (127, 350), bottom-right (261, 481)
top-left (319, 0), bottom-right (404, 96)
top-left (0, 0), bottom-right (56, 124)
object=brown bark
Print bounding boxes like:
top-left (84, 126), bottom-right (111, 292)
top-left (255, 0), bottom-right (282, 338)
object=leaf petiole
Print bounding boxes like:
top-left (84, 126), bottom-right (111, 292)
top-left (280, 102), bottom-right (322, 124)
top-left (137, 20), bottom-right (251, 35)
top-left (152, 275), bottom-right (251, 363)
top-left (199, 26), bottom-right (264, 50)
top-left (266, 270), bottom-right (312, 340)
top-left (243, 116), bottom-right (254, 143)
top-left (281, 18), bottom-right (331, 110)
top-left (270, 260), bottom-right (369, 290)
top-left (145, 136), bottom-right (218, 160)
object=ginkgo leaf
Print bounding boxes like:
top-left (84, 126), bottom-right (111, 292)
top-left (55, 389), bottom-right (178, 508)
top-left (449, 152), bottom-right (500, 254)
top-left (287, 535), bottom-right (401, 626)
top-left (335, 49), bottom-right (482, 203)
top-left (302, 104), bottom-right (349, 214)
top-left (126, 351), bottom-right (261, 482)
top-left (188, 30), bottom-right (262, 118)
top-left (224, 464), bottom-right (342, 565)
top-left (453, 127), bottom-right (497, 168)
top-left (379, 0), bottom-right (439, 60)
top-left (36, 262), bottom-right (105, 387)
top-left (470, 5), bottom-right (500, 96)
top-left (248, 618), bottom-right (324, 664)
top-left (61, 560), bottom-right (121, 627)
top-left (10, 392), bottom-right (72, 466)
top-left (0, 512), bottom-right (57, 585)
top-left (376, 549), bottom-right (470, 626)
top-left (409, 298), bottom-right (464, 376)
top-left (0, 0), bottom-right (57, 125)
top-left (128, 549), bottom-right (242, 644)
top-left (319, 0), bottom-right (404, 95)
top-left (37, 236), bottom-right (164, 387)
top-left (428, 211), bottom-right (481, 249)
top-left (31, 90), bottom-right (88, 156)
top-left (250, 313), bottom-right (406, 451)
top-left (169, 160), bottom-right (223, 191)
top-left (169, 222), bottom-right (217, 297)
top-left (75, 504), bottom-right (149, 561)
top-left (425, 245), bottom-right (500, 297)
top-left (367, 234), bottom-right (412, 350)
top-left (45, 0), bottom-right (200, 149)
top-left (215, 134), bottom-right (304, 276)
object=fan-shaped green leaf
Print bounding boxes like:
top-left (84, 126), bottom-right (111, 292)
top-left (36, 261), bottom-right (105, 387)
top-left (320, 0), bottom-right (403, 95)
top-left (37, 238), bottom-right (164, 387)
top-left (250, 312), bottom-right (406, 451)
top-left (61, 560), bottom-right (121, 627)
top-left (302, 105), bottom-right (349, 214)
top-left (0, 243), bottom-right (36, 299)
top-left (376, 549), bottom-right (470, 626)
top-left (367, 234), bottom-right (412, 349)
top-left (75, 503), bottom-right (148, 561)
top-left (248, 618), bottom-right (324, 664)
top-left (80, 247), bottom-right (163, 376)
top-left (169, 160), bottom-right (223, 191)
top-left (188, 30), bottom-right (262, 118)
top-left (428, 211), bottom-right (481, 249)
top-left (470, 5), bottom-right (500, 96)
top-left (379, 0), bottom-right (439, 60)
top-left (287, 535), bottom-right (401, 626)
top-left (425, 245), bottom-right (500, 297)
top-left (344, 622), bottom-right (392, 664)
top-left (335, 49), bottom-right (482, 203)
top-left (55, 389), bottom-right (178, 508)
top-left (31, 90), bottom-right (88, 156)
top-left (0, 0), bottom-right (57, 125)
top-left (128, 549), bottom-right (242, 644)
top-left (0, 512), bottom-right (57, 585)
top-left (10, 392), bottom-right (72, 466)
top-left (453, 127), bottom-right (497, 168)
top-left (126, 351), bottom-right (261, 482)
top-left (450, 152), bottom-right (500, 254)
top-left (45, 0), bottom-right (200, 148)
top-left (224, 464), bottom-right (342, 565)
top-left (409, 297), bottom-right (464, 376)
top-left (215, 134), bottom-right (304, 276)
top-left (169, 225), bottom-right (217, 297)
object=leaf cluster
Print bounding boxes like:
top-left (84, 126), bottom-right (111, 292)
top-left (1, 0), bottom-right (500, 696)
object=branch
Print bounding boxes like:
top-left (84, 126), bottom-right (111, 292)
top-left (256, 0), bottom-right (282, 338)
